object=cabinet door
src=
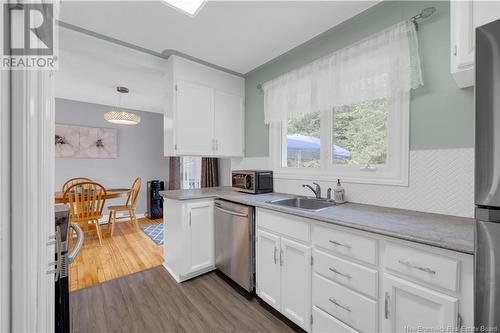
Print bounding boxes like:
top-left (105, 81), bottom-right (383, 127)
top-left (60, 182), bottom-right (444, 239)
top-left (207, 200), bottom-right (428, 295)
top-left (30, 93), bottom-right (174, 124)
top-left (281, 237), bottom-right (311, 331)
top-left (256, 229), bottom-right (281, 311)
top-left (451, 1), bottom-right (474, 74)
top-left (186, 201), bottom-right (214, 274)
top-left (382, 274), bottom-right (458, 333)
top-left (213, 90), bottom-right (244, 157)
top-left (175, 81), bottom-right (214, 155)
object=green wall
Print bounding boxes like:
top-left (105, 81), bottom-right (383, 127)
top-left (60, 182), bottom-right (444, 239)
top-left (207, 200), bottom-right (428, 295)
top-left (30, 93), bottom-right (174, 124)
top-left (244, 1), bottom-right (474, 157)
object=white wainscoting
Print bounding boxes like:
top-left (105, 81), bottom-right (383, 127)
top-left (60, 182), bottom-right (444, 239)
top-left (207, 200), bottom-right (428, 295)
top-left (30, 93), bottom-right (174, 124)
top-left (224, 148), bottom-right (474, 218)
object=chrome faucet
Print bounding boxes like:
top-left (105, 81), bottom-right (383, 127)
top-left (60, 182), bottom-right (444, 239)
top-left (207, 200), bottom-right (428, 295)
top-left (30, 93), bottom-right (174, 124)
top-left (302, 182), bottom-right (322, 199)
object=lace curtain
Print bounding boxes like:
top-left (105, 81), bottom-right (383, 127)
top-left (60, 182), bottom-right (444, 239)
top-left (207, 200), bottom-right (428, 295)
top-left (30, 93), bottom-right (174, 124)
top-left (262, 21), bottom-right (423, 124)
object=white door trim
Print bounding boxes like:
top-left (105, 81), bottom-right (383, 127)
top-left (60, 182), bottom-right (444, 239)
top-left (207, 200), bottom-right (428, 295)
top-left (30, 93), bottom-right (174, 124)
top-left (11, 68), bottom-right (56, 333)
top-left (0, 40), bottom-right (11, 333)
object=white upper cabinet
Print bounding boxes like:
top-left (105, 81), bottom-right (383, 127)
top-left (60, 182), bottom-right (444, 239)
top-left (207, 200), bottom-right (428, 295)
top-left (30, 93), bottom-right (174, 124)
top-left (164, 55), bottom-right (245, 157)
top-left (175, 81), bottom-right (214, 155)
top-left (213, 90), bottom-right (244, 157)
top-left (451, 0), bottom-right (500, 88)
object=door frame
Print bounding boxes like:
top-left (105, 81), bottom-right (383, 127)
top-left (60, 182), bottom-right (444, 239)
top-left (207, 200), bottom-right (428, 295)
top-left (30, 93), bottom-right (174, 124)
top-left (6, 1), bottom-right (57, 331)
top-left (0, 38), bottom-right (11, 333)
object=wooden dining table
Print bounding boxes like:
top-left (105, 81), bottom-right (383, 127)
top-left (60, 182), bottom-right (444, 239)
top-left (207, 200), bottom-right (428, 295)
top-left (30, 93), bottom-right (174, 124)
top-left (54, 188), bottom-right (130, 204)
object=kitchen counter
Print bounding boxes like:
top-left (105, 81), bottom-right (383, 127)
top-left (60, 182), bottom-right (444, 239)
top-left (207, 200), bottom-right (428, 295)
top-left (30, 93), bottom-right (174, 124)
top-left (160, 187), bottom-right (475, 254)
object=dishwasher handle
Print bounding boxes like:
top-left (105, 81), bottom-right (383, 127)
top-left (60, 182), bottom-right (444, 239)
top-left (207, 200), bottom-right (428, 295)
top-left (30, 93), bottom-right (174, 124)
top-left (215, 205), bottom-right (249, 218)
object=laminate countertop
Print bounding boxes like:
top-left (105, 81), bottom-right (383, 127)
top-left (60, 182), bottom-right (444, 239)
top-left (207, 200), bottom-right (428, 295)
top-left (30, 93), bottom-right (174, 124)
top-left (160, 187), bottom-right (475, 254)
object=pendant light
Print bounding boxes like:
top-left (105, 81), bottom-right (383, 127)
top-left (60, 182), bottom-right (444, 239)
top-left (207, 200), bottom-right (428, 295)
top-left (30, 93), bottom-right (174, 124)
top-left (104, 86), bottom-right (141, 125)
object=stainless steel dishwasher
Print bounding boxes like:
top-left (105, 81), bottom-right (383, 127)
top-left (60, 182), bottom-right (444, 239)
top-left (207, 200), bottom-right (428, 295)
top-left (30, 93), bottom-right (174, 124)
top-left (214, 199), bottom-right (255, 292)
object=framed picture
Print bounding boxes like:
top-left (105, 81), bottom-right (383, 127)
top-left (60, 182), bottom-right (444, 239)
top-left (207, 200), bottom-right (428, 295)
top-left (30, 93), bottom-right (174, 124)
top-left (55, 124), bottom-right (118, 159)
top-left (55, 124), bottom-right (80, 157)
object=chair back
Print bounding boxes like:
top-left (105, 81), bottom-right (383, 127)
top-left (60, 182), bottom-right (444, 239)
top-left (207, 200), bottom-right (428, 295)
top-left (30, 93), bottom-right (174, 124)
top-left (126, 178), bottom-right (142, 209)
top-left (62, 177), bottom-right (92, 192)
top-left (64, 182), bottom-right (107, 222)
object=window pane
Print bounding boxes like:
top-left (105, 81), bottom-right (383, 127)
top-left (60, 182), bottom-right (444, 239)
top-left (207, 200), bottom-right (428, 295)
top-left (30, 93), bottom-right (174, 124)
top-left (286, 111), bottom-right (321, 168)
top-left (333, 100), bottom-right (388, 165)
top-left (181, 156), bottom-right (202, 189)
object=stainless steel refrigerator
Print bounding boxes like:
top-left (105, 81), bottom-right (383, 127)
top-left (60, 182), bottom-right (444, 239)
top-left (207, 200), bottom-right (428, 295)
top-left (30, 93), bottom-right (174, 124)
top-left (475, 18), bottom-right (500, 328)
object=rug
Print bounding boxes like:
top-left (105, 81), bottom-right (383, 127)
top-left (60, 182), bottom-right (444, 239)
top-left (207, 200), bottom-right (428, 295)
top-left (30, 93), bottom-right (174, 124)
top-left (141, 224), bottom-right (164, 245)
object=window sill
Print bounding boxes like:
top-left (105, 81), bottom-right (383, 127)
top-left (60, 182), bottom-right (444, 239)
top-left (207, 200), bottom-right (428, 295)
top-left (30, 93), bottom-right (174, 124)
top-left (273, 169), bottom-right (409, 187)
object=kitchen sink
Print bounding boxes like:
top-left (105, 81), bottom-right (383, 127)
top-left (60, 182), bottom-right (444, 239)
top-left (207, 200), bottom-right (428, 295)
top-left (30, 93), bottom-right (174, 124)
top-left (267, 197), bottom-right (335, 211)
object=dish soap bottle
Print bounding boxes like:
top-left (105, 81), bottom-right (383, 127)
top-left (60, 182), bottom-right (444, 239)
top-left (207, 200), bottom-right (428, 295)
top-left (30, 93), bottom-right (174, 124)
top-left (333, 179), bottom-right (345, 204)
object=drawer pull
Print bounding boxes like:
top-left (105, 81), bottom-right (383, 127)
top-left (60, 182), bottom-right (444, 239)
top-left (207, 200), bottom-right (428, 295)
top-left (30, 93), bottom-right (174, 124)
top-left (329, 240), bottom-right (352, 249)
top-left (398, 260), bottom-right (436, 274)
top-left (329, 267), bottom-right (352, 279)
top-left (328, 298), bottom-right (352, 312)
top-left (273, 247), bottom-right (278, 265)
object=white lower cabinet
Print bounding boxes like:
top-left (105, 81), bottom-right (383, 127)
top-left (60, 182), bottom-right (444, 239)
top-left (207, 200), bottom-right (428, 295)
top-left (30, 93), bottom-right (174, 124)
top-left (255, 208), bottom-right (473, 333)
top-left (186, 201), bottom-right (215, 274)
top-left (163, 198), bottom-right (215, 282)
top-left (256, 230), bottom-right (281, 310)
top-left (281, 237), bottom-right (311, 330)
top-left (381, 274), bottom-right (459, 333)
top-left (256, 228), bottom-right (311, 331)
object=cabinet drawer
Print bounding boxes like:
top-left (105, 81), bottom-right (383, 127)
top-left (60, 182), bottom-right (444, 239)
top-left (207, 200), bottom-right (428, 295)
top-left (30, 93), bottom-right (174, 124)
top-left (312, 225), bottom-right (377, 265)
top-left (313, 275), bottom-right (377, 333)
top-left (312, 306), bottom-right (358, 333)
top-left (256, 209), bottom-right (310, 243)
top-left (313, 249), bottom-right (378, 299)
top-left (384, 242), bottom-right (460, 292)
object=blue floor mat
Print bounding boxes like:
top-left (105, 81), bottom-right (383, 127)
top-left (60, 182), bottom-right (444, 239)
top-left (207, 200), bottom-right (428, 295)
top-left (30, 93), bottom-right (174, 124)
top-left (141, 224), bottom-right (164, 245)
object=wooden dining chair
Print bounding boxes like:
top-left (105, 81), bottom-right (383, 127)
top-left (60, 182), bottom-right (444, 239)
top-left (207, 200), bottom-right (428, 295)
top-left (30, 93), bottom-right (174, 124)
top-left (62, 177), bottom-right (92, 192)
top-left (64, 181), bottom-right (107, 246)
top-left (108, 178), bottom-right (142, 236)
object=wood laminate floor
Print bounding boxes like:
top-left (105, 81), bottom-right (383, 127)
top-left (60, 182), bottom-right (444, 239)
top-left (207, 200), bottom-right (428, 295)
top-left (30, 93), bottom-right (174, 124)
top-left (69, 217), bottom-right (163, 291)
top-left (70, 266), bottom-right (296, 333)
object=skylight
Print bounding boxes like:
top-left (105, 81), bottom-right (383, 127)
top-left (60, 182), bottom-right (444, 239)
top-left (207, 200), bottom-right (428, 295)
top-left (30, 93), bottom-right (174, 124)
top-left (162, 0), bottom-right (206, 17)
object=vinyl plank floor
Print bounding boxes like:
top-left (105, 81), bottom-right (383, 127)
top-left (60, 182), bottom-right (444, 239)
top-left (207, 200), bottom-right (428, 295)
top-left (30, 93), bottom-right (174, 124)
top-left (70, 266), bottom-right (296, 333)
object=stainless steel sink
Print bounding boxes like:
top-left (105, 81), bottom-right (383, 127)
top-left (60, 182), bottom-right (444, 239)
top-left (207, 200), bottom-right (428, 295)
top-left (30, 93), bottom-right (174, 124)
top-left (267, 197), bottom-right (335, 211)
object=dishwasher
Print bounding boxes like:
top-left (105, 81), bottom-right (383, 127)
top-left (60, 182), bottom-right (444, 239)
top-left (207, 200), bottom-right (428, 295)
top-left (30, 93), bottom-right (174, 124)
top-left (214, 199), bottom-right (255, 293)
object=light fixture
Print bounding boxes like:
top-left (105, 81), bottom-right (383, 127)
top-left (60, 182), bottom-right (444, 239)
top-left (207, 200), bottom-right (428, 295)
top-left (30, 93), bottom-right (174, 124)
top-left (162, 0), bottom-right (206, 17)
top-left (104, 86), bottom-right (141, 125)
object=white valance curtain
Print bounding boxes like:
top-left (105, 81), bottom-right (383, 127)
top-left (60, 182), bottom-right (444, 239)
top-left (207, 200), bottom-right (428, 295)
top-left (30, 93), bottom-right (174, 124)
top-left (262, 21), bottom-right (423, 124)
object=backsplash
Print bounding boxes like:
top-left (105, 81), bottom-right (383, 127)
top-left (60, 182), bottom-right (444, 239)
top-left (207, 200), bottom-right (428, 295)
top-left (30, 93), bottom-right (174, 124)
top-left (222, 148), bottom-right (474, 218)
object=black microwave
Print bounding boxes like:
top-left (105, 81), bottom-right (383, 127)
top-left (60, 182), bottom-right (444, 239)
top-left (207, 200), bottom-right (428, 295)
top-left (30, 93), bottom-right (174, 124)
top-left (232, 170), bottom-right (273, 194)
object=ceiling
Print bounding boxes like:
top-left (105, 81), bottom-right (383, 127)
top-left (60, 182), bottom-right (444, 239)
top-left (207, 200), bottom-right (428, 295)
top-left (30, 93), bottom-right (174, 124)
top-left (59, 1), bottom-right (378, 74)
top-left (56, 28), bottom-right (168, 113)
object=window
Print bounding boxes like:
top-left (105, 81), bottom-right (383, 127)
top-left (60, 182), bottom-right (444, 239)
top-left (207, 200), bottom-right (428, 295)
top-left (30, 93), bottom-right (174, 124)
top-left (180, 156), bottom-right (202, 189)
top-left (272, 95), bottom-right (409, 186)
top-left (332, 99), bottom-right (388, 166)
top-left (286, 111), bottom-right (321, 168)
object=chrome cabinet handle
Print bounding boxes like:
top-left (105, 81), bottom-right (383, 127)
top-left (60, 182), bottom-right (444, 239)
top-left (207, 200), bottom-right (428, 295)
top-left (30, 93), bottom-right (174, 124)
top-left (273, 247), bottom-right (278, 265)
top-left (328, 298), bottom-right (351, 312)
top-left (280, 249), bottom-right (284, 266)
top-left (398, 260), bottom-right (436, 274)
top-left (68, 223), bottom-right (84, 263)
top-left (329, 267), bottom-right (352, 279)
top-left (329, 240), bottom-right (352, 249)
top-left (385, 292), bottom-right (390, 319)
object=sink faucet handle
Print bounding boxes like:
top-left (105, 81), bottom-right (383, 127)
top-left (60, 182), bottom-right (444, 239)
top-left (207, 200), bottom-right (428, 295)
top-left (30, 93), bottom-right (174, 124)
top-left (312, 182), bottom-right (321, 198)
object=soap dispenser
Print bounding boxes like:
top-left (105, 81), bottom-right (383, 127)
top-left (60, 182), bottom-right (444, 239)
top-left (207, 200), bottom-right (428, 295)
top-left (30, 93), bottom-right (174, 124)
top-left (333, 179), bottom-right (345, 204)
